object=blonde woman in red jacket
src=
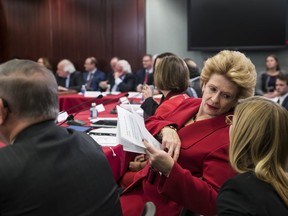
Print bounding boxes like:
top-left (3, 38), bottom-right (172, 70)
top-left (120, 50), bottom-right (257, 216)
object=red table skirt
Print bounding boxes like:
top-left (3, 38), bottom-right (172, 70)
top-left (58, 93), bottom-right (128, 113)
top-left (58, 96), bottom-right (137, 182)
top-left (102, 145), bottom-right (137, 181)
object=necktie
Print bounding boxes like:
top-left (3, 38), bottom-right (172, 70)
top-left (144, 71), bottom-right (149, 84)
top-left (86, 72), bottom-right (93, 89)
top-left (277, 98), bottom-right (280, 104)
top-left (65, 75), bottom-right (70, 88)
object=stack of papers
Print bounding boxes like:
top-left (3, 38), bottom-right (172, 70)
top-left (116, 105), bottom-right (160, 153)
top-left (89, 127), bottom-right (117, 146)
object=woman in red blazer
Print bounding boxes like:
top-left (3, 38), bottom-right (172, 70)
top-left (119, 54), bottom-right (190, 188)
top-left (120, 50), bottom-right (257, 216)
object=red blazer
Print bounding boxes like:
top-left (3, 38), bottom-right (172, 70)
top-left (120, 98), bottom-right (235, 216)
top-left (155, 93), bottom-right (189, 116)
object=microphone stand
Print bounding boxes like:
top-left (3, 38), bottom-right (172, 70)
top-left (58, 92), bottom-right (129, 126)
top-left (110, 92), bottom-right (141, 114)
top-left (58, 94), bottom-right (103, 115)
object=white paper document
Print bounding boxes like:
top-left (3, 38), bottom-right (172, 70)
top-left (90, 134), bottom-right (117, 147)
top-left (89, 127), bottom-right (117, 136)
top-left (116, 105), bottom-right (161, 153)
top-left (120, 104), bottom-right (143, 116)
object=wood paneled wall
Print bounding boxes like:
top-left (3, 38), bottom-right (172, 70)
top-left (0, 0), bottom-right (146, 72)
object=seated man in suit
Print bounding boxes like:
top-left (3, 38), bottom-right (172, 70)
top-left (99, 56), bottom-right (119, 92)
top-left (275, 73), bottom-right (288, 109)
top-left (184, 58), bottom-right (201, 98)
top-left (56, 59), bottom-right (83, 92)
top-left (135, 54), bottom-right (154, 92)
top-left (0, 59), bottom-right (122, 215)
top-left (83, 57), bottom-right (106, 91)
top-left (109, 59), bottom-right (136, 92)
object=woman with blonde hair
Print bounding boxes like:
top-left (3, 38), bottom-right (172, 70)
top-left (217, 96), bottom-right (288, 215)
top-left (120, 50), bottom-right (257, 216)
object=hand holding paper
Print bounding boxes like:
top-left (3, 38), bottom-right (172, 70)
top-left (143, 139), bottom-right (174, 177)
top-left (116, 105), bottom-right (160, 154)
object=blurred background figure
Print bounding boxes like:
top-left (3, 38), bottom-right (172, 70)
top-left (275, 73), bottom-right (288, 109)
top-left (99, 56), bottom-right (119, 92)
top-left (56, 59), bottom-right (83, 92)
top-left (136, 54), bottom-right (154, 92)
top-left (83, 57), bottom-right (106, 91)
top-left (37, 57), bottom-right (53, 71)
top-left (217, 96), bottom-right (288, 215)
top-left (184, 58), bottom-right (201, 98)
top-left (256, 54), bottom-right (284, 98)
top-left (108, 59), bottom-right (136, 92)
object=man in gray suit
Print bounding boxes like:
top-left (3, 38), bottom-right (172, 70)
top-left (0, 59), bottom-right (122, 215)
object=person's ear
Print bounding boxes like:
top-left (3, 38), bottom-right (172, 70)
top-left (201, 82), bottom-right (206, 94)
top-left (0, 99), bottom-right (8, 125)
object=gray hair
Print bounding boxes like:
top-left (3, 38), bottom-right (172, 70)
top-left (118, 60), bottom-right (132, 73)
top-left (59, 59), bottom-right (76, 74)
top-left (0, 59), bottom-right (59, 120)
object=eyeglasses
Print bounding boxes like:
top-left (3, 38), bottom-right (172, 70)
top-left (225, 114), bottom-right (234, 125)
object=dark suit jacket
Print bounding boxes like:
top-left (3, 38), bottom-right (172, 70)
top-left (109, 73), bottom-right (136, 92)
top-left (190, 76), bottom-right (202, 97)
top-left (0, 120), bottom-right (122, 216)
top-left (281, 95), bottom-right (288, 110)
top-left (83, 69), bottom-right (106, 91)
top-left (56, 71), bottom-right (83, 92)
top-left (217, 171), bottom-right (288, 215)
top-left (135, 68), bottom-right (154, 85)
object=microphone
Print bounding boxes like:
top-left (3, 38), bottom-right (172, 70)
top-left (109, 92), bottom-right (143, 114)
top-left (110, 93), bottom-right (130, 114)
top-left (58, 92), bottom-right (129, 126)
top-left (129, 92), bottom-right (143, 104)
top-left (57, 94), bottom-right (103, 126)
top-left (58, 94), bottom-right (104, 115)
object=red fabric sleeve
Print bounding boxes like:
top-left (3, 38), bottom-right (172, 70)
top-left (157, 145), bottom-right (236, 215)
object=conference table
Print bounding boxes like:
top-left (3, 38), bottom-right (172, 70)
top-left (0, 92), bottom-right (145, 182)
top-left (58, 92), bottom-right (141, 182)
top-left (58, 92), bottom-right (129, 113)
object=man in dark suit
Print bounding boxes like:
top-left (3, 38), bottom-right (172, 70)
top-left (135, 54), bottom-right (154, 92)
top-left (275, 73), bottom-right (288, 109)
top-left (83, 57), bottom-right (106, 91)
top-left (184, 58), bottom-right (202, 98)
top-left (109, 59), bottom-right (136, 92)
top-left (56, 59), bottom-right (83, 92)
top-left (0, 59), bottom-right (122, 215)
